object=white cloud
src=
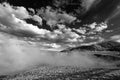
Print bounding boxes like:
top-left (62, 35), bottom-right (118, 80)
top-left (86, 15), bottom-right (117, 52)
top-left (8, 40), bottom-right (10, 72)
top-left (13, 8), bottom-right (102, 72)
top-left (81, 0), bottom-right (96, 11)
top-left (110, 35), bottom-right (120, 42)
top-left (95, 23), bottom-right (108, 32)
top-left (0, 3), bottom-right (79, 42)
top-left (2, 3), bottom-right (30, 19)
top-left (81, 0), bottom-right (101, 11)
top-left (87, 22), bottom-right (107, 32)
top-left (37, 6), bottom-right (76, 27)
top-left (88, 22), bottom-right (96, 29)
top-left (0, 3), bottom-right (49, 36)
top-left (32, 15), bottom-right (43, 25)
top-left (73, 28), bottom-right (86, 34)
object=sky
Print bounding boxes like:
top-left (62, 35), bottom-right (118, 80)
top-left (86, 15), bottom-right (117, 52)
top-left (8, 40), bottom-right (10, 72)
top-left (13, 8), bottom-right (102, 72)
top-left (0, 2), bottom-right (109, 44)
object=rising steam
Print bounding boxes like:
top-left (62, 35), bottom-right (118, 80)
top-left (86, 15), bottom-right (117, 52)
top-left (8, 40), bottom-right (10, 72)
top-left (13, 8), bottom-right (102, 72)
top-left (0, 32), bottom-right (111, 74)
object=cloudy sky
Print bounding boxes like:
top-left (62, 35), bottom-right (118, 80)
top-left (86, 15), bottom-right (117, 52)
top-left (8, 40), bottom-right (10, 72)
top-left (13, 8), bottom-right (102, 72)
top-left (0, 2), bottom-right (110, 44)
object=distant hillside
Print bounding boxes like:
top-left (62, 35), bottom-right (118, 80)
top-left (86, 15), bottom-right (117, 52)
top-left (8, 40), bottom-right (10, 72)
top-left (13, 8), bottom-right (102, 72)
top-left (61, 41), bottom-right (120, 52)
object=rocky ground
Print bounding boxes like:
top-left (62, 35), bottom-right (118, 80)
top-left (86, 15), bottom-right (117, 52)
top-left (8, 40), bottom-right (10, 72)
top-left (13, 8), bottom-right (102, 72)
top-left (0, 50), bottom-right (120, 80)
top-left (0, 64), bottom-right (120, 80)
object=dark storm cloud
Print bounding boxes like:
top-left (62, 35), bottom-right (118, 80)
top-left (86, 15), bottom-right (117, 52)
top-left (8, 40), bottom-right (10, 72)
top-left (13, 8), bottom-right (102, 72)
top-left (79, 0), bottom-right (120, 24)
